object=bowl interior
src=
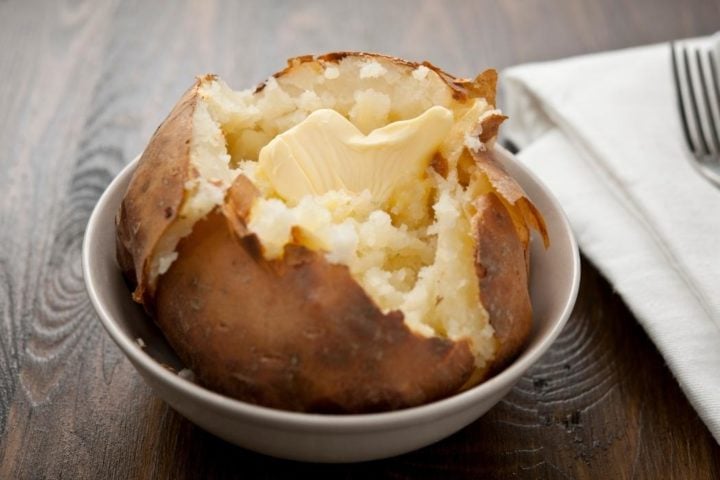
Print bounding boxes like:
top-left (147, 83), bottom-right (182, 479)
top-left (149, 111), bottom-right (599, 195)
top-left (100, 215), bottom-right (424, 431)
top-left (83, 145), bottom-right (579, 427)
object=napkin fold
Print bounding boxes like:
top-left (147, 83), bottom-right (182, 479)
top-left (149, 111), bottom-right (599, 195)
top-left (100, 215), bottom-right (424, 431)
top-left (502, 39), bottom-right (720, 442)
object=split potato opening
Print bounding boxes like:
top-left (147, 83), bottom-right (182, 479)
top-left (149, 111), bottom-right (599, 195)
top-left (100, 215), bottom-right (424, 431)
top-left (116, 53), bottom-right (547, 412)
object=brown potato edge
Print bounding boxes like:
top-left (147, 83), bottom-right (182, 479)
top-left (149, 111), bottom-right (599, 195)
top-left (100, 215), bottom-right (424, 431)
top-left (263, 51), bottom-right (498, 105)
top-left (473, 192), bottom-right (533, 374)
top-left (116, 75), bottom-right (215, 306)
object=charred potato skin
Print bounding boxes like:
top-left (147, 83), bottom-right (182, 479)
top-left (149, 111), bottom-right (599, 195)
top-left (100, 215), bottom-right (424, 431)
top-left (116, 54), bottom-right (547, 412)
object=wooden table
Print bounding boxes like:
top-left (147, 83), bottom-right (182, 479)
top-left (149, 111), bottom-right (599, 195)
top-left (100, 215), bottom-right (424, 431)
top-left (1, 1), bottom-right (719, 478)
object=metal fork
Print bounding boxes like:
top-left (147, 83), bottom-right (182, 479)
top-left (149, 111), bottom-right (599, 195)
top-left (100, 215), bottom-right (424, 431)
top-left (671, 40), bottom-right (720, 188)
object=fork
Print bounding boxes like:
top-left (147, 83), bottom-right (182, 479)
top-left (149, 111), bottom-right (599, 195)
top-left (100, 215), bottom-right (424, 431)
top-left (671, 40), bottom-right (720, 188)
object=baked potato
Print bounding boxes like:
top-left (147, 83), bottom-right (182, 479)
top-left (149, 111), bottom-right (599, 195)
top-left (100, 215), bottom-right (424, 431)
top-left (116, 53), bottom-right (548, 413)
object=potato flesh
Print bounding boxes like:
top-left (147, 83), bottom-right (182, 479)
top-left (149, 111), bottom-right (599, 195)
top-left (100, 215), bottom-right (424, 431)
top-left (243, 163), bottom-right (496, 367)
top-left (152, 56), bottom-right (501, 369)
top-left (149, 101), bottom-right (239, 281)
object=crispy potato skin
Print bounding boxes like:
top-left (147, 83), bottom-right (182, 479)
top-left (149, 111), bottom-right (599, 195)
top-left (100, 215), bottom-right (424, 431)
top-left (116, 77), bottom-right (212, 305)
top-left (473, 192), bottom-right (532, 372)
top-left (154, 208), bottom-right (475, 413)
top-left (472, 150), bottom-right (548, 249)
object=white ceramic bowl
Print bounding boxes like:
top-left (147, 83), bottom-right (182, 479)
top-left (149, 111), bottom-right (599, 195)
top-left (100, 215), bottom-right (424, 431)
top-left (83, 145), bottom-right (580, 463)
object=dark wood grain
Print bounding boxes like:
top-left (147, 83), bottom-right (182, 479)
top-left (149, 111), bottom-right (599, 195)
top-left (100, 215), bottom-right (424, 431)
top-left (1, 0), bottom-right (719, 478)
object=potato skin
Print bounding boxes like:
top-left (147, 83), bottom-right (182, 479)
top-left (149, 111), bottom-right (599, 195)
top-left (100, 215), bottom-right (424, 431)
top-left (154, 205), bottom-right (475, 413)
top-left (473, 192), bottom-right (532, 372)
top-left (116, 76), bottom-right (213, 306)
top-left (472, 150), bottom-right (548, 250)
top-left (467, 150), bottom-right (547, 375)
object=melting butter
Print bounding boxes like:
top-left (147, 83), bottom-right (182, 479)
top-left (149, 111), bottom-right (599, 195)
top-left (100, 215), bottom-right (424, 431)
top-left (257, 106), bottom-right (453, 205)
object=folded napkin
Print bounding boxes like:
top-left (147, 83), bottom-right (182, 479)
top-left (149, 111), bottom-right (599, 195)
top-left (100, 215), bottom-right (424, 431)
top-left (502, 37), bottom-right (720, 442)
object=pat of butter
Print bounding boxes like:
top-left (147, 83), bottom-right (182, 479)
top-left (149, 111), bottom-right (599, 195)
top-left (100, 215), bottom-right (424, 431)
top-left (257, 106), bottom-right (453, 205)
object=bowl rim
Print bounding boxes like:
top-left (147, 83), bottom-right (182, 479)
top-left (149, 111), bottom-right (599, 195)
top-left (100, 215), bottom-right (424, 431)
top-left (82, 145), bottom-right (580, 432)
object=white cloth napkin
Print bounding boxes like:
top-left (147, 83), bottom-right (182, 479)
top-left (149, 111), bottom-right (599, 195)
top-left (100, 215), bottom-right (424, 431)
top-left (502, 38), bottom-right (720, 442)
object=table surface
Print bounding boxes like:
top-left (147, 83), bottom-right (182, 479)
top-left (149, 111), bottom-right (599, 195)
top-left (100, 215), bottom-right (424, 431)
top-left (1, 0), bottom-right (719, 478)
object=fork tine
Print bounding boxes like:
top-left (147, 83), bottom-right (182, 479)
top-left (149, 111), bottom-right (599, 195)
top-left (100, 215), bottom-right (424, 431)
top-left (695, 49), bottom-right (720, 154)
top-left (672, 41), bottom-right (720, 188)
top-left (672, 43), bottom-right (696, 153)
top-left (682, 45), bottom-right (711, 155)
top-left (707, 50), bottom-right (720, 164)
